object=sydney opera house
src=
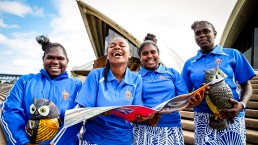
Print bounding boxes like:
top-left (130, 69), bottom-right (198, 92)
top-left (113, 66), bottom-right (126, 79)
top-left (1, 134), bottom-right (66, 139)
top-left (1, 0), bottom-right (258, 144)
top-left (71, 0), bottom-right (258, 144)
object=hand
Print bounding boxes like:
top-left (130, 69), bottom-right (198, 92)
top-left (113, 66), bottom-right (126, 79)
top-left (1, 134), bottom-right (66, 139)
top-left (187, 92), bottom-right (203, 108)
top-left (144, 113), bottom-right (161, 127)
top-left (101, 110), bottom-right (111, 116)
top-left (187, 83), bottom-right (209, 108)
top-left (134, 113), bottom-right (155, 122)
top-left (219, 98), bottom-right (243, 118)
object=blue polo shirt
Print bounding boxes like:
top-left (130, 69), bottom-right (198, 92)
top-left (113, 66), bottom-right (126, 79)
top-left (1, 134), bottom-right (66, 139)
top-left (138, 64), bottom-right (188, 127)
top-left (181, 45), bottom-right (256, 114)
top-left (75, 67), bottom-right (142, 145)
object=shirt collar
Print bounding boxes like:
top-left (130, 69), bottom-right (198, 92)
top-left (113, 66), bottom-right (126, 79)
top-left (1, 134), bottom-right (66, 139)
top-left (195, 45), bottom-right (223, 60)
top-left (139, 64), bottom-right (166, 77)
top-left (107, 67), bottom-right (134, 85)
top-left (40, 69), bottom-right (68, 81)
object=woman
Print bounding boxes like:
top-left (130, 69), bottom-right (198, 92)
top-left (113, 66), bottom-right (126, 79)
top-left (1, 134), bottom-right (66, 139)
top-left (1, 35), bottom-right (82, 145)
top-left (181, 21), bottom-right (256, 144)
top-left (132, 33), bottom-right (201, 145)
top-left (75, 37), bottom-right (143, 145)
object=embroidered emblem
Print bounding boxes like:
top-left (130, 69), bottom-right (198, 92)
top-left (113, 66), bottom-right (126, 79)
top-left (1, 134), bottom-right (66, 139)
top-left (160, 75), bottom-right (166, 80)
top-left (125, 89), bottom-right (132, 99)
top-left (215, 58), bottom-right (222, 65)
top-left (62, 90), bottom-right (70, 100)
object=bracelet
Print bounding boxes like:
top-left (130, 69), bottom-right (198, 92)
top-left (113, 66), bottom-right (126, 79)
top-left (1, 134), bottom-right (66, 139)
top-left (240, 101), bottom-right (246, 111)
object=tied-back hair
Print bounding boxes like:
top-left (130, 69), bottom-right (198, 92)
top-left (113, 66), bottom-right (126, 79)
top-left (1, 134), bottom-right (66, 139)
top-left (191, 21), bottom-right (217, 35)
top-left (104, 59), bottom-right (110, 90)
top-left (36, 35), bottom-right (69, 62)
top-left (137, 33), bottom-right (159, 57)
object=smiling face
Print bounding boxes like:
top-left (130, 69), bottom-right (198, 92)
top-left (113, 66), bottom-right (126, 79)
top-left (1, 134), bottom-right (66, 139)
top-left (43, 46), bottom-right (68, 79)
top-left (194, 23), bottom-right (216, 53)
top-left (140, 43), bottom-right (159, 71)
top-left (107, 37), bottom-right (131, 66)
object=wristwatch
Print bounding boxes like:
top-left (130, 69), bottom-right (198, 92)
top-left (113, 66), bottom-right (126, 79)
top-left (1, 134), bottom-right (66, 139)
top-left (240, 101), bottom-right (246, 111)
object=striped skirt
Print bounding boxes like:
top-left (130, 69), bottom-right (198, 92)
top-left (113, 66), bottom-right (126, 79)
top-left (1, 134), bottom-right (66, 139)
top-left (194, 112), bottom-right (246, 145)
top-left (132, 124), bottom-right (184, 145)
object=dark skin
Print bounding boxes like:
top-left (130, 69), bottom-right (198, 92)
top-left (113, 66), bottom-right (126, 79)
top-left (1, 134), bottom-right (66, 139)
top-left (194, 22), bottom-right (253, 118)
top-left (220, 81), bottom-right (253, 118)
top-left (194, 23), bottom-right (216, 54)
top-left (186, 92), bottom-right (204, 108)
top-left (43, 46), bottom-right (68, 80)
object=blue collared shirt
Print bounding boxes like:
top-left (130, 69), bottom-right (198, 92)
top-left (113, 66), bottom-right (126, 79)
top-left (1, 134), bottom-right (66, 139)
top-left (138, 64), bottom-right (188, 127)
top-left (76, 67), bottom-right (142, 145)
top-left (181, 45), bottom-right (256, 114)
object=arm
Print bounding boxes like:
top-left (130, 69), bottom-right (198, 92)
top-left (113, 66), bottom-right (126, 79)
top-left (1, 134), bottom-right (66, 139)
top-left (75, 69), bottom-right (99, 107)
top-left (132, 75), bottom-right (143, 105)
top-left (220, 81), bottom-right (253, 118)
top-left (239, 81), bottom-right (253, 107)
top-left (1, 78), bottom-right (31, 145)
top-left (172, 68), bottom-right (202, 108)
top-left (220, 50), bottom-right (255, 118)
top-left (181, 61), bottom-right (194, 92)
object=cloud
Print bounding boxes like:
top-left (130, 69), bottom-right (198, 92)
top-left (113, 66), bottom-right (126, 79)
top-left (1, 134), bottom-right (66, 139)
top-left (0, 19), bottom-right (19, 28)
top-left (0, 1), bottom-right (44, 17)
top-left (47, 0), bottom-right (95, 72)
top-left (0, 33), bottom-right (43, 74)
top-left (0, 0), bottom-right (95, 75)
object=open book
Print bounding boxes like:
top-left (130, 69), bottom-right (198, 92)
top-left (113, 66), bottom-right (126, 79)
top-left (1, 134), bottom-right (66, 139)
top-left (64, 84), bottom-right (209, 128)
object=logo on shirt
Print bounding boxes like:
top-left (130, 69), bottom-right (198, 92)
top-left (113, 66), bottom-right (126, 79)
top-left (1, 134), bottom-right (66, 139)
top-left (159, 75), bottom-right (166, 80)
top-left (62, 90), bottom-right (70, 100)
top-left (125, 89), bottom-right (132, 99)
top-left (215, 58), bottom-right (222, 65)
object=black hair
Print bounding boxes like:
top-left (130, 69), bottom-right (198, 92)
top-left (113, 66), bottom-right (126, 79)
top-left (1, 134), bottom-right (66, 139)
top-left (137, 33), bottom-right (159, 57)
top-left (191, 21), bottom-right (217, 35)
top-left (36, 35), bottom-right (69, 62)
top-left (103, 37), bottom-right (129, 90)
top-left (104, 60), bottom-right (110, 90)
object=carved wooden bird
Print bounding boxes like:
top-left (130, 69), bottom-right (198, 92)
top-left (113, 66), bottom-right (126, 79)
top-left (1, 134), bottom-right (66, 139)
top-left (25, 98), bottom-right (61, 143)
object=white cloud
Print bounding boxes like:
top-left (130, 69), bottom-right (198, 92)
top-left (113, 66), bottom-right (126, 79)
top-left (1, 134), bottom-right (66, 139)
top-left (0, 1), bottom-right (44, 17)
top-left (0, 0), bottom-right (95, 75)
top-left (47, 0), bottom-right (95, 72)
top-left (0, 0), bottom-right (237, 74)
top-left (0, 19), bottom-right (19, 28)
top-left (0, 33), bottom-right (43, 74)
top-left (82, 0), bottom-right (236, 71)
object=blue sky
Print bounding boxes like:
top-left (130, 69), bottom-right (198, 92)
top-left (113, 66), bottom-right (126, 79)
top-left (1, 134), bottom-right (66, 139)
top-left (0, 0), bottom-right (237, 75)
top-left (0, 0), bottom-right (95, 75)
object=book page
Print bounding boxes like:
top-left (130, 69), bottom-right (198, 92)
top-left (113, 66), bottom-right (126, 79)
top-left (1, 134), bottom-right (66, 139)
top-left (155, 84), bottom-right (209, 113)
top-left (64, 84), bottom-right (209, 128)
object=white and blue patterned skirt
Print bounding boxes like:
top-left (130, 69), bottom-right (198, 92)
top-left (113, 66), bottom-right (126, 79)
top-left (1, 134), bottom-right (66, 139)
top-left (194, 112), bottom-right (246, 145)
top-left (132, 124), bottom-right (184, 145)
top-left (81, 140), bottom-right (97, 145)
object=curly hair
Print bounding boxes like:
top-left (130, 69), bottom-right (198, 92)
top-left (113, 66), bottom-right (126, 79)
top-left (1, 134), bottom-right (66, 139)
top-left (191, 21), bottom-right (217, 35)
top-left (36, 35), bottom-right (69, 62)
top-left (137, 33), bottom-right (159, 57)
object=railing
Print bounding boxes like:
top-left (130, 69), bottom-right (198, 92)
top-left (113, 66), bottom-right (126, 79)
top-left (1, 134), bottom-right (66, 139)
top-left (0, 85), bottom-right (11, 145)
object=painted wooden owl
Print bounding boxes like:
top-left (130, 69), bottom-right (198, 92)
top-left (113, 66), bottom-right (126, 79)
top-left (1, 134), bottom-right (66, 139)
top-left (204, 65), bottom-right (234, 130)
top-left (25, 98), bottom-right (61, 143)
